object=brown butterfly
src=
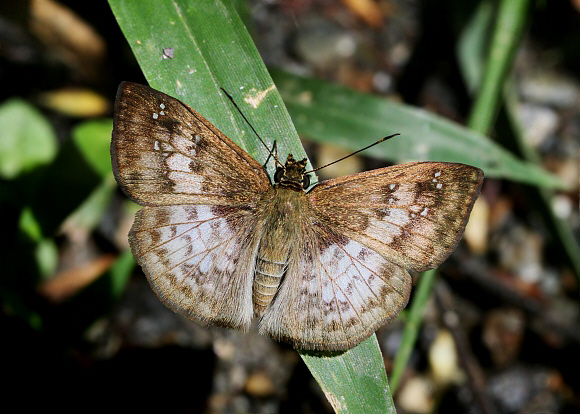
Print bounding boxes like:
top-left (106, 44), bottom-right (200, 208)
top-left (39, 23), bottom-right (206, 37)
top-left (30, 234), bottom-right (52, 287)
top-left (111, 82), bottom-right (483, 351)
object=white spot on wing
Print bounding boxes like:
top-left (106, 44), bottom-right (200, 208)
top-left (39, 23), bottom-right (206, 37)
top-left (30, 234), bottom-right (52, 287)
top-left (166, 153), bottom-right (192, 172)
top-left (436, 183), bottom-right (443, 189)
top-left (368, 211), bottom-right (406, 242)
top-left (389, 209), bottom-right (410, 225)
top-left (171, 135), bottom-right (195, 153)
top-left (168, 172), bottom-right (204, 193)
top-left (153, 113), bottom-right (158, 119)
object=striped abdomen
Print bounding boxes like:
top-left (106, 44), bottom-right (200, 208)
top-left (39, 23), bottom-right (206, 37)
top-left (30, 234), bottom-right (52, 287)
top-left (253, 255), bottom-right (286, 316)
top-left (252, 186), bottom-right (304, 316)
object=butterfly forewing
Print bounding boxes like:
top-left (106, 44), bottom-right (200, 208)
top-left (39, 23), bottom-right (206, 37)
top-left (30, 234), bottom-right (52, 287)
top-left (112, 82), bottom-right (270, 206)
top-left (308, 162), bottom-right (483, 272)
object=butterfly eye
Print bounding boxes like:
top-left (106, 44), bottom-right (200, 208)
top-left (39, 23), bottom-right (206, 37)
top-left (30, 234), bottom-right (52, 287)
top-left (274, 167), bottom-right (285, 183)
top-left (302, 174), bottom-right (310, 189)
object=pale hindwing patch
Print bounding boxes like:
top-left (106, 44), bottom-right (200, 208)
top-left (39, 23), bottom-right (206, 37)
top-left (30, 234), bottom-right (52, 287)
top-left (111, 82), bottom-right (269, 207)
top-left (308, 162), bottom-right (483, 272)
top-left (259, 225), bottom-right (412, 350)
top-left (129, 204), bottom-right (263, 330)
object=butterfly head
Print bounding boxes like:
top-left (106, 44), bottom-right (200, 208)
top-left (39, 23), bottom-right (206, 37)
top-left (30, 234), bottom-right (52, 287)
top-left (274, 154), bottom-right (310, 191)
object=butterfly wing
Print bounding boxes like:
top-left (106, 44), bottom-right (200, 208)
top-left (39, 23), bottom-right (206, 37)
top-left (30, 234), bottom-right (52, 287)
top-left (259, 222), bottom-right (412, 351)
top-left (112, 82), bottom-right (270, 206)
top-left (130, 204), bottom-right (265, 330)
top-left (112, 82), bottom-right (273, 329)
top-left (307, 162), bottom-right (483, 272)
top-left (260, 162), bottom-right (481, 350)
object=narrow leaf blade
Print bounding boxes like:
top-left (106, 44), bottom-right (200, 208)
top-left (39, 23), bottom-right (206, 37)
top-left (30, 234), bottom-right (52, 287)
top-left (300, 335), bottom-right (396, 414)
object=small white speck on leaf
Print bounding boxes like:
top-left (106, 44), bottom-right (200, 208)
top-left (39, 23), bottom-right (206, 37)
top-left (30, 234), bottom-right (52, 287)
top-left (244, 84), bottom-right (276, 108)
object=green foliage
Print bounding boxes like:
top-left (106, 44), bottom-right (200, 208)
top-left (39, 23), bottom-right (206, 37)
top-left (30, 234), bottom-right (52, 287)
top-left (0, 98), bottom-right (57, 179)
top-left (1, 110), bottom-right (130, 329)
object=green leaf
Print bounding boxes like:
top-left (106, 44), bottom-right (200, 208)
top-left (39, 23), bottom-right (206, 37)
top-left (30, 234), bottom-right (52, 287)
top-left (467, 0), bottom-right (532, 135)
top-left (390, 269), bottom-right (437, 393)
top-left (0, 98), bottom-right (57, 179)
top-left (63, 178), bottom-right (116, 233)
top-left (107, 249), bottom-right (136, 299)
top-left (64, 119), bottom-right (117, 232)
top-left (271, 69), bottom-right (567, 190)
top-left (456, 0), bottom-right (495, 94)
top-left (30, 121), bottom-right (109, 235)
top-left (18, 206), bottom-right (43, 242)
top-left (108, 0), bottom-right (392, 411)
top-left (72, 119), bottom-right (115, 179)
top-left (300, 335), bottom-right (396, 414)
top-left (18, 207), bottom-right (58, 279)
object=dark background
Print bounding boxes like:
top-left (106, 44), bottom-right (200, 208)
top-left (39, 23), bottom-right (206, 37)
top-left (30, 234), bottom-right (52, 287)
top-left (1, 1), bottom-right (579, 413)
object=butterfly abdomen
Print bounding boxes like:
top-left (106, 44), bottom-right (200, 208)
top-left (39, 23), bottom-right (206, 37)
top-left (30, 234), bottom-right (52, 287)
top-left (253, 256), bottom-right (286, 316)
top-left (252, 188), bottom-right (306, 316)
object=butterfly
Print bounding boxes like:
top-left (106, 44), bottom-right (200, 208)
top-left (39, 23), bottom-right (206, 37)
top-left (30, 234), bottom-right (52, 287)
top-left (111, 82), bottom-right (484, 351)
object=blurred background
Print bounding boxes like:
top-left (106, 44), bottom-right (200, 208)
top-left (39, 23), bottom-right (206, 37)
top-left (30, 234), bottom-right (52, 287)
top-left (0, 0), bottom-right (578, 413)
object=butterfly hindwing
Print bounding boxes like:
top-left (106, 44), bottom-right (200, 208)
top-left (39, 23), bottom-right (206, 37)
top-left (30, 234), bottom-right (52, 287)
top-left (259, 222), bottom-right (412, 351)
top-left (308, 162), bottom-right (483, 272)
top-left (112, 82), bottom-right (270, 206)
top-left (130, 204), bottom-right (264, 330)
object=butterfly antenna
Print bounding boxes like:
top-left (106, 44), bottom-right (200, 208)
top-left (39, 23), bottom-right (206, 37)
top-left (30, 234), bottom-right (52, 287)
top-left (304, 133), bottom-right (400, 174)
top-left (220, 87), bottom-right (284, 168)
